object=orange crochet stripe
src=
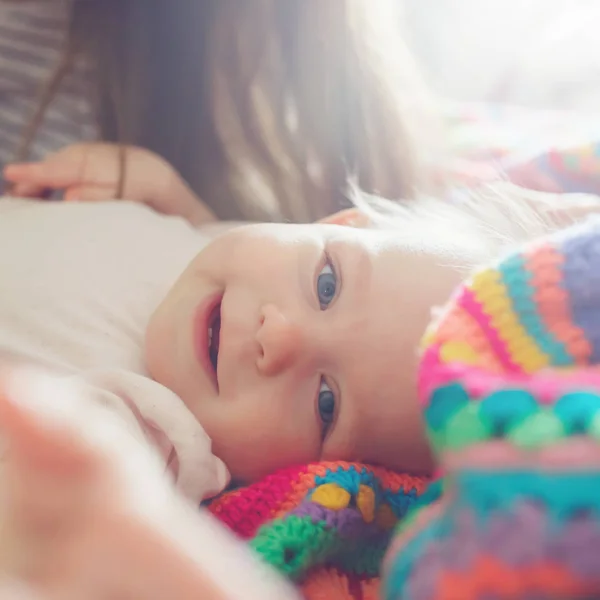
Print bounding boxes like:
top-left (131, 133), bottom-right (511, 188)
top-left (424, 303), bottom-right (504, 373)
top-left (301, 568), bottom-right (380, 600)
top-left (434, 555), bottom-right (599, 600)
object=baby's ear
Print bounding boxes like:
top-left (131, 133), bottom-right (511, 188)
top-left (318, 208), bottom-right (370, 228)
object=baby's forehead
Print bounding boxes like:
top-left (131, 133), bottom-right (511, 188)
top-left (244, 222), bottom-right (406, 268)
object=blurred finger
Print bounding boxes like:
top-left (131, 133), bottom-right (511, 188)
top-left (4, 160), bottom-right (83, 190)
top-left (5, 181), bottom-right (50, 199)
top-left (140, 506), bottom-right (302, 600)
top-left (4, 163), bottom-right (54, 184)
top-left (64, 185), bottom-right (118, 202)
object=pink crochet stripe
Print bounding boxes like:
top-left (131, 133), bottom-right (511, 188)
top-left (418, 345), bottom-right (444, 405)
top-left (458, 288), bottom-right (522, 373)
top-left (421, 357), bottom-right (600, 406)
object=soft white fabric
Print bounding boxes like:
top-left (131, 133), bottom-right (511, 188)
top-left (0, 198), bottom-right (229, 502)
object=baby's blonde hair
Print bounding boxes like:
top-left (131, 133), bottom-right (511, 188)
top-left (353, 181), bottom-right (569, 271)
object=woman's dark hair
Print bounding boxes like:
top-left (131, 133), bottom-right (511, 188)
top-left (16, 0), bottom-right (434, 222)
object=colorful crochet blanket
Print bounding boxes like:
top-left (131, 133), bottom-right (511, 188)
top-left (443, 102), bottom-right (600, 196)
top-left (207, 462), bottom-right (429, 599)
top-left (384, 216), bottom-right (600, 599)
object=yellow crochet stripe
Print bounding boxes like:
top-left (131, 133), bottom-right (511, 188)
top-left (312, 483), bottom-right (351, 510)
top-left (312, 483), bottom-right (379, 524)
top-left (470, 268), bottom-right (550, 373)
top-left (439, 340), bottom-right (482, 366)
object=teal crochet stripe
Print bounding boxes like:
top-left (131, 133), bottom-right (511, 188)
top-left (498, 253), bottom-right (572, 366)
top-left (453, 471), bottom-right (600, 525)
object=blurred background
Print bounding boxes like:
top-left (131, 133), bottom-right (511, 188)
top-left (401, 0), bottom-right (600, 111)
top-left (397, 0), bottom-right (600, 195)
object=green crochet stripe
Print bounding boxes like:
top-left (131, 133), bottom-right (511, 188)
top-left (426, 385), bottom-right (600, 452)
top-left (251, 515), bottom-right (340, 579)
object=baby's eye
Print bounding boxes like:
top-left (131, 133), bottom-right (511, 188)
top-left (318, 378), bottom-right (336, 438)
top-left (316, 258), bottom-right (337, 310)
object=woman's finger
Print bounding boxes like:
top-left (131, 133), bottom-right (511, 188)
top-left (6, 181), bottom-right (49, 198)
top-left (4, 163), bottom-right (53, 183)
top-left (4, 159), bottom-right (84, 190)
top-left (64, 185), bottom-right (118, 202)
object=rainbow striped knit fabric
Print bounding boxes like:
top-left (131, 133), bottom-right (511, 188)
top-left (384, 216), bottom-right (600, 599)
top-left (208, 461), bottom-right (428, 599)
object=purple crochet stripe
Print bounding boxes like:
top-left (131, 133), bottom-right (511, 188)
top-left (404, 551), bottom-right (442, 600)
top-left (560, 220), bottom-right (600, 363)
top-left (404, 502), bottom-right (600, 599)
top-left (292, 501), bottom-right (384, 540)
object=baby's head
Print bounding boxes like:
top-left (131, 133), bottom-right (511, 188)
top-left (145, 188), bottom-right (552, 482)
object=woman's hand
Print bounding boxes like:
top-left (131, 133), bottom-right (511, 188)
top-left (3, 143), bottom-right (216, 225)
top-left (0, 368), bottom-right (299, 600)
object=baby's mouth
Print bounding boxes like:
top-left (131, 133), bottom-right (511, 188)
top-left (208, 303), bottom-right (221, 374)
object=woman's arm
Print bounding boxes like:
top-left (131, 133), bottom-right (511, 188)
top-left (3, 143), bottom-right (217, 226)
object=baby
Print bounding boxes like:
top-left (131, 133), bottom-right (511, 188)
top-left (1, 143), bottom-right (599, 598)
top-left (1, 144), bottom-right (483, 492)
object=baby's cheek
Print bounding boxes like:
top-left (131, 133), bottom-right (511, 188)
top-left (210, 417), bottom-right (317, 484)
top-left (355, 386), bottom-right (434, 474)
top-left (204, 386), bottom-right (318, 482)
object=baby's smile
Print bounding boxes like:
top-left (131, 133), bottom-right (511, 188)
top-left (193, 291), bottom-right (223, 393)
top-left (207, 304), bottom-right (222, 374)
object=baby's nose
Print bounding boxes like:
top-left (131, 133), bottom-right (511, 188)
top-left (256, 304), bottom-right (304, 376)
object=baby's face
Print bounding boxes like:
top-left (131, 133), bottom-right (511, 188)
top-left (145, 222), bottom-right (465, 482)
